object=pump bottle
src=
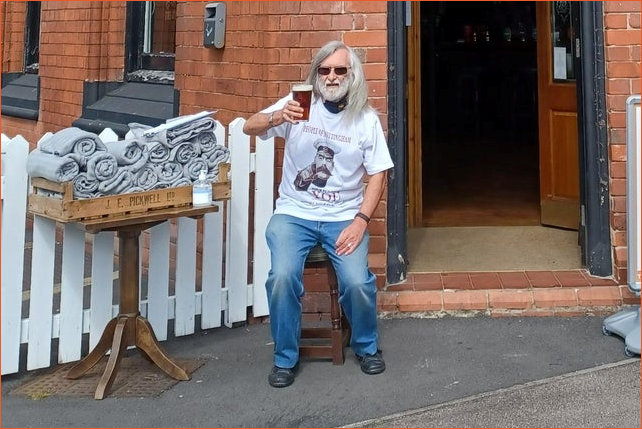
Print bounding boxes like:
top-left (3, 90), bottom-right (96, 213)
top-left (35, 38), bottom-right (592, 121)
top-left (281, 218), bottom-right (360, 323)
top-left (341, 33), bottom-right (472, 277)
top-left (192, 169), bottom-right (212, 207)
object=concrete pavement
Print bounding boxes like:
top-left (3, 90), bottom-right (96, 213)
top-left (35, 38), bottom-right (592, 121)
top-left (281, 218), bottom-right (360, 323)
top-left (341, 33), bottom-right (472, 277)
top-left (1, 315), bottom-right (640, 427)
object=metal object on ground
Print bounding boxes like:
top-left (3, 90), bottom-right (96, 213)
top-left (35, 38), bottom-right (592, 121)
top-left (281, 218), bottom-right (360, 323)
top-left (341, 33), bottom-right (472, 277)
top-left (602, 95), bottom-right (641, 357)
top-left (9, 355), bottom-right (205, 398)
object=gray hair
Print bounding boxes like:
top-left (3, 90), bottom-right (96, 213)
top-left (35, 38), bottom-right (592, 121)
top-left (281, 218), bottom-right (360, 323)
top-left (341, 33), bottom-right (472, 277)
top-left (305, 41), bottom-right (373, 122)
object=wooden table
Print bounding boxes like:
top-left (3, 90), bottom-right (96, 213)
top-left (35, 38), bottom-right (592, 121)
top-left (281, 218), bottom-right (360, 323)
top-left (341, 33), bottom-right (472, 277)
top-left (65, 205), bottom-right (218, 399)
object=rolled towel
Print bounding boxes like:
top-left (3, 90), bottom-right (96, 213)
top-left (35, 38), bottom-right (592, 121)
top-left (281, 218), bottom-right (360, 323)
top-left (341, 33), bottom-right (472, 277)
top-left (156, 175), bottom-right (192, 189)
top-left (170, 176), bottom-right (192, 188)
top-left (66, 153), bottom-right (88, 170)
top-left (98, 169), bottom-right (135, 195)
top-left (201, 145), bottom-right (230, 169)
top-left (145, 140), bottom-right (170, 164)
top-left (135, 165), bottom-right (159, 191)
top-left (169, 141), bottom-right (199, 164)
top-left (167, 117), bottom-right (216, 147)
top-left (155, 161), bottom-right (183, 183)
top-left (72, 172), bottom-right (100, 199)
top-left (39, 127), bottom-right (107, 157)
top-left (183, 158), bottom-right (209, 181)
top-left (127, 186), bottom-right (146, 194)
top-left (86, 151), bottom-right (118, 181)
top-left (192, 131), bottom-right (218, 153)
top-left (27, 149), bottom-right (80, 182)
top-left (105, 138), bottom-right (146, 166)
top-left (120, 146), bottom-right (149, 173)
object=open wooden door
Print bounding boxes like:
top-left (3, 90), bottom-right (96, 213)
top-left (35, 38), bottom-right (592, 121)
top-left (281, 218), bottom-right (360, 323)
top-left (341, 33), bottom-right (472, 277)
top-left (536, 2), bottom-right (580, 230)
top-left (407, 1), bottom-right (422, 227)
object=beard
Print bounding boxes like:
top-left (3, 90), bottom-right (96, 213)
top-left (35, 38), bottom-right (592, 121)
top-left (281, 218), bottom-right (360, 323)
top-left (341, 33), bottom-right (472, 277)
top-left (318, 77), bottom-right (349, 102)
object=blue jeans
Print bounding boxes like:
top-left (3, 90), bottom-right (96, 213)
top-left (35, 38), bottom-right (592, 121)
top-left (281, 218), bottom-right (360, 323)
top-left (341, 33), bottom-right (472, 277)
top-left (265, 214), bottom-right (379, 368)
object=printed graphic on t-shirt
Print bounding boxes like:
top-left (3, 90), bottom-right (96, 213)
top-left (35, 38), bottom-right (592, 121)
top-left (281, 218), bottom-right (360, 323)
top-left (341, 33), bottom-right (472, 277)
top-left (293, 139), bottom-right (344, 205)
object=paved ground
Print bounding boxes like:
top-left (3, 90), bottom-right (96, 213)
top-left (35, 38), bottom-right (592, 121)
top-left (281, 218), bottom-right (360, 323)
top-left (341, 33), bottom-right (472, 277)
top-left (1, 315), bottom-right (640, 428)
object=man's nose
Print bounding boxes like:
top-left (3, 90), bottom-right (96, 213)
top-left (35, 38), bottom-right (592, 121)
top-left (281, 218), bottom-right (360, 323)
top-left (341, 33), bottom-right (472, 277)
top-left (327, 70), bottom-right (340, 80)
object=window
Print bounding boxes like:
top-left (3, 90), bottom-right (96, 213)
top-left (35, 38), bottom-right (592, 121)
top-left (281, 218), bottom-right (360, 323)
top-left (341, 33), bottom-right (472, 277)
top-left (24, 1), bottom-right (41, 73)
top-left (126, 1), bottom-right (176, 83)
top-left (1, 1), bottom-right (41, 119)
top-left (551, 1), bottom-right (576, 81)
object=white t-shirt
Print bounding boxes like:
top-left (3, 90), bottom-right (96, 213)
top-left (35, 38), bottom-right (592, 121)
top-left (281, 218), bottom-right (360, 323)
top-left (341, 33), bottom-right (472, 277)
top-left (262, 95), bottom-right (394, 221)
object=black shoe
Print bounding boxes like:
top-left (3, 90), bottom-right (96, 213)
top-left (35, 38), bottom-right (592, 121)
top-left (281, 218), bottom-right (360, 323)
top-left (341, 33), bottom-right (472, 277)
top-left (356, 350), bottom-right (386, 375)
top-left (268, 362), bottom-right (299, 388)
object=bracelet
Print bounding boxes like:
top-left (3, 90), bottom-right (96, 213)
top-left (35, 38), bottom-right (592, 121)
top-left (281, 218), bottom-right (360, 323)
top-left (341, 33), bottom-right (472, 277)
top-left (355, 212), bottom-right (370, 224)
top-left (268, 111), bottom-right (275, 128)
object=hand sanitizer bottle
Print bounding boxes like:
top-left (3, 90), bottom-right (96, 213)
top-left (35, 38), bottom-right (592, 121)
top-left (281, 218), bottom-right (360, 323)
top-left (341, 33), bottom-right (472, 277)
top-left (192, 169), bottom-right (212, 207)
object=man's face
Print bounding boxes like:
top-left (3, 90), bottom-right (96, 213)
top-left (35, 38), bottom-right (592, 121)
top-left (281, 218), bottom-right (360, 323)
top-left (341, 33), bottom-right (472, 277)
top-left (314, 149), bottom-right (334, 179)
top-left (317, 49), bottom-right (350, 102)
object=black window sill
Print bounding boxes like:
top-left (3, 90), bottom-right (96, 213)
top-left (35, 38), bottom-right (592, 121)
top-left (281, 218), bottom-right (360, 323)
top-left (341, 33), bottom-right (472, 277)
top-left (1, 73), bottom-right (39, 120)
top-left (73, 81), bottom-right (179, 138)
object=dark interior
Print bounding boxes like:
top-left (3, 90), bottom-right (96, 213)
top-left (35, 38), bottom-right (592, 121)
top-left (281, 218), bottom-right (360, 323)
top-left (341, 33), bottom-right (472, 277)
top-left (421, 1), bottom-right (540, 226)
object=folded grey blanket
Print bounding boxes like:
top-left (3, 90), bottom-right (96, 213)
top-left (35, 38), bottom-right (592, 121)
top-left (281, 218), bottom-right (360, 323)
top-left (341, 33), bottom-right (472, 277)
top-left (127, 122), bottom-right (168, 145)
top-left (155, 161), bottom-right (183, 183)
top-left (183, 158), bottom-right (209, 181)
top-left (126, 122), bottom-right (152, 140)
top-left (98, 169), bottom-right (135, 195)
top-left (145, 140), bottom-right (170, 164)
top-left (169, 141), bottom-right (199, 164)
top-left (86, 151), bottom-right (118, 181)
top-left (27, 149), bottom-right (80, 182)
top-left (167, 117), bottom-right (216, 147)
top-left (135, 165), bottom-right (159, 191)
top-left (39, 127), bottom-right (107, 157)
top-left (72, 172), bottom-right (99, 199)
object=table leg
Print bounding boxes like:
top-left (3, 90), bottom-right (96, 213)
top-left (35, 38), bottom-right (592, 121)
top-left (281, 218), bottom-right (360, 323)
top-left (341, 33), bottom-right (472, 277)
top-left (65, 317), bottom-right (118, 379)
top-left (135, 316), bottom-right (189, 380)
top-left (65, 224), bottom-right (189, 399)
top-left (94, 317), bottom-right (129, 400)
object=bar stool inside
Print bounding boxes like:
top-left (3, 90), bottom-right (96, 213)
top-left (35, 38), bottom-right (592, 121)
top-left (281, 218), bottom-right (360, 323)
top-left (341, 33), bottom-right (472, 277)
top-left (299, 244), bottom-right (351, 365)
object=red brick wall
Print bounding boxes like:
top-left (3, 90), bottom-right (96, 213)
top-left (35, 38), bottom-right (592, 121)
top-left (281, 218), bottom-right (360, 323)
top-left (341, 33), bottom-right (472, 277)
top-left (603, 1), bottom-right (641, 283)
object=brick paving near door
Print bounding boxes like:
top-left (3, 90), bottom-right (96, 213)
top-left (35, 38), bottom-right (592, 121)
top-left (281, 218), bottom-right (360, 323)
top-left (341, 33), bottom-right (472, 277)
top-left (378, 270), bottom-right (638, 317)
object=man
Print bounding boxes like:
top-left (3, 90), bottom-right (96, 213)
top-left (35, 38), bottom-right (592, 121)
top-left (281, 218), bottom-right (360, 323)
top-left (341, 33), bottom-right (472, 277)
top-left (243, 41), bottom-right (394, 388)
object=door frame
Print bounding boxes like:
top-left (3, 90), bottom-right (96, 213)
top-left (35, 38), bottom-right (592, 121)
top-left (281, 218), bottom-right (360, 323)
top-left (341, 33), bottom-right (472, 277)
top-left (389, 1), bottom-right (612, 278)
top-left (575, 2), bottom-right (612, 276)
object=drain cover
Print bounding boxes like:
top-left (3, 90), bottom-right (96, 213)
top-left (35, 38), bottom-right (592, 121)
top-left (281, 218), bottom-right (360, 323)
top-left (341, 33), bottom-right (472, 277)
top-left (10, 354), bottom-right (205, 399)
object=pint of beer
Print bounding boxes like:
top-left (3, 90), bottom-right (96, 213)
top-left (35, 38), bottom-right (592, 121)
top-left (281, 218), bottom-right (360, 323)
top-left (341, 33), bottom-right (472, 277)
top-left (292, 84), bottom-right (313, 121)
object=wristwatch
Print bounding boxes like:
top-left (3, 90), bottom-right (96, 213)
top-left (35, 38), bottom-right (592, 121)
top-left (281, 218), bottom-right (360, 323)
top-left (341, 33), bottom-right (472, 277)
top-left (268, 111), bottom-right (275, 127)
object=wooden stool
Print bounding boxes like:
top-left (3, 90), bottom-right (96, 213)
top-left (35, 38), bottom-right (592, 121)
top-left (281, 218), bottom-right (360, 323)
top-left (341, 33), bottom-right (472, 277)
top-left (299, 244), bottom-right (351, 365)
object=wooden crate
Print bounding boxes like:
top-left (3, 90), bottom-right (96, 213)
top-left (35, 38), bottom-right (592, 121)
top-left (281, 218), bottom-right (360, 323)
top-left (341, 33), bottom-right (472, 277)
top-left (28, 163), bottom-right (231, 223)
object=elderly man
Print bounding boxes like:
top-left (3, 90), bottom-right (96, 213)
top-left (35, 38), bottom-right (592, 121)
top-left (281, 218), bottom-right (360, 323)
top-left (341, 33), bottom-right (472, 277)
top-left (243, 41), bottom-right (394, 388)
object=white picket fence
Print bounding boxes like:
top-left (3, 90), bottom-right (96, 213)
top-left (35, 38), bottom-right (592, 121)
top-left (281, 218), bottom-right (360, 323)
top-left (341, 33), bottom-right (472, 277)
top-left (0, 118), bottom-right (274, 375)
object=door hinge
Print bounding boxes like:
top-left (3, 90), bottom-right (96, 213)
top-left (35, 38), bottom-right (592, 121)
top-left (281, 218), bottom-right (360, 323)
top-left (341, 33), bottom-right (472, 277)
top-left (575, 38), bottom-right (581, 58)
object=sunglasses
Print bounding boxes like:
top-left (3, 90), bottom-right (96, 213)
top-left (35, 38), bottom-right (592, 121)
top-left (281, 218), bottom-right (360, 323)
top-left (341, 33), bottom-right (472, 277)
top-left (317, 66), bottom-right (350, 76)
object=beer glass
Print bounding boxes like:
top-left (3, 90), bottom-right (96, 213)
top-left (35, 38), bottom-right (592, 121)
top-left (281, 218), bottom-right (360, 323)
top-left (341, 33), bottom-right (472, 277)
top-left (292, 84), bottom-right (313, 121)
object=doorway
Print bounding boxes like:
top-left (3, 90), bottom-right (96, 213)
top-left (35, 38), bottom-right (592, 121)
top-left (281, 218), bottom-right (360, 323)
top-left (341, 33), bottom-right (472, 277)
top-left (407, 1), bottom-right (582, 272)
